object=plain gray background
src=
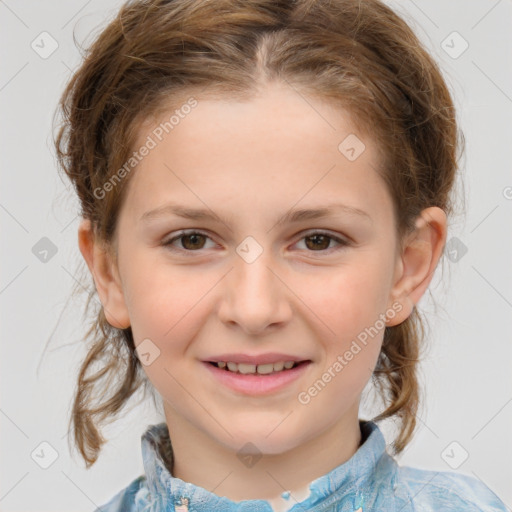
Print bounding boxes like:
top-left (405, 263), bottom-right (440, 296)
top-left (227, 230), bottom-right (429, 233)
top-left (1, 0), bottom-right (511, 510)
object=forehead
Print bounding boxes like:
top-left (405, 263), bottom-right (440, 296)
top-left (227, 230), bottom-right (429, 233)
top-left (121, 83), bottom-right (392, 225)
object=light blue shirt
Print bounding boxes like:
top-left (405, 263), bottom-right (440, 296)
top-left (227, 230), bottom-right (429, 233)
top-left (96, 420), bottom-right (508, 511)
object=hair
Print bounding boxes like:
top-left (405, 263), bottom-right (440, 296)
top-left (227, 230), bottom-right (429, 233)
top-left (53, 0), bottom-right (464, 468)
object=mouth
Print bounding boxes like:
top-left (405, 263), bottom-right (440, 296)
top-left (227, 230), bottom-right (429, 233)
top-left (206, 360), bottom-right (311, 375)
top-left (202, 360), bottom-right (312, 395)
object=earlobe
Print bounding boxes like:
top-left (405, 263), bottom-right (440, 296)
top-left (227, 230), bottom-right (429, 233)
top-left (77, 218), bottom-right (131, 329)
top-left (386, 207), bottom-right (447, 327)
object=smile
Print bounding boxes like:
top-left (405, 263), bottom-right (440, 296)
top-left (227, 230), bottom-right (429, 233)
top-left (203, 360), bottom-right (312, 395)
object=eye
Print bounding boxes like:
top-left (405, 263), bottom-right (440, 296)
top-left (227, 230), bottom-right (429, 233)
top-left (293, 230), bottom-right (350, 253)
top-left (162, 229), bottom-right (350, 255)
top-left (162, 230), bottom-right (216, 252)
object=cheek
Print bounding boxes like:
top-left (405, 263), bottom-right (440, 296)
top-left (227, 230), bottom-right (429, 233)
top-left (300, 258), bottom-right (389, 383)
top-left (304, 257), bottom-right (393, 334)
top-left (123, 261), bottom-right (207, 350)
top-left (125, 274), bottom-right (210, 405)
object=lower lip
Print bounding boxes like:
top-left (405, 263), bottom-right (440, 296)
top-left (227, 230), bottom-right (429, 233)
top-left (202, 361), bottom-right (312, 396)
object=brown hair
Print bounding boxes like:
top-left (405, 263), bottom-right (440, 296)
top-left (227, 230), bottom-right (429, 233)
top-left (53, 0), bottom-right (464, 468)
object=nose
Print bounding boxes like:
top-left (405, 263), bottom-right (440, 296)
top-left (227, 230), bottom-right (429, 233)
top-left (217, 247), bottom-right (292, 335)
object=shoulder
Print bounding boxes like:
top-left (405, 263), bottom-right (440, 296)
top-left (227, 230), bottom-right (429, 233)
top-left (94, 475), bottom-right (149, 512)
top-left (393, 465), bottom-right (508, 511)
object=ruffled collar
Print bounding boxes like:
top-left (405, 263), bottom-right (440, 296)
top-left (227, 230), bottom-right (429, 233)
top-left (138, 419), bottom-right (397, 511)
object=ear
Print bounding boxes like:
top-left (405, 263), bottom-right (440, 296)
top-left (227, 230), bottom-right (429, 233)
top-left (77, 218), bottom-right (131, 329)
top-left (386, 206), bottom-right (447, 326)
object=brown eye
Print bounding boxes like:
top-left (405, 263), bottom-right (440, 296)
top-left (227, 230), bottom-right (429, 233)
top-left (295, 231), bottom-right (350, 253)
top-left (304, 234), bottom-right (331, 251)
top-left (163, 230), bottom-right (215, 252)
top-left (180, 233), bottom-right (207, 250)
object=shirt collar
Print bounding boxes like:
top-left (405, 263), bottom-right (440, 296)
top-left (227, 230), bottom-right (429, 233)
top-left (140, 419), bottom-right (397, 511)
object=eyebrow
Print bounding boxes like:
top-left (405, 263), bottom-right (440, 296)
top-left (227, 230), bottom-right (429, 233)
top-left (140, 201), bottom-right (372, 227)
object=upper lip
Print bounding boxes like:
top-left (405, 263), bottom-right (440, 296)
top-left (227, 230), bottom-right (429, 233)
top-left (204, 353), bottom-right (311, 365)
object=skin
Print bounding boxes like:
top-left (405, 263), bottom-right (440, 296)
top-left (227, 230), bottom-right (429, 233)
top-left (78, 81), bottom-right (446, 509)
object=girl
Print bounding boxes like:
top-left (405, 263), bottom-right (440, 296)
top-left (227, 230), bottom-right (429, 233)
top-left (53, 0), bottom-right (508, 510)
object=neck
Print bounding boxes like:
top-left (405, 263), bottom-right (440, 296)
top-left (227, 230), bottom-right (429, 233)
top-left (163, 403), bottom-right (362, 505)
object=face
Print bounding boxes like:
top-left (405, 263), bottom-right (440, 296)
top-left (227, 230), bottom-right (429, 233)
top-left (89, 82), bottom-right (419, 457)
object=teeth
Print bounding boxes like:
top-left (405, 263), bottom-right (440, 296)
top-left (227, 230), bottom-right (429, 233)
top-left (227, 362), bottom-right (238, 372)
top-left (216, 360), bottom-right (298, 374)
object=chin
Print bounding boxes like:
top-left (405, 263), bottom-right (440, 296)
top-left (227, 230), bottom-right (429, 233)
top-left (214, 424), bottom-right (303, 457)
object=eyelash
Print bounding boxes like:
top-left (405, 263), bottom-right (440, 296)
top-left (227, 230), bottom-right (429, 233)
top-left (162, 229), bottom-right (351, 255)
